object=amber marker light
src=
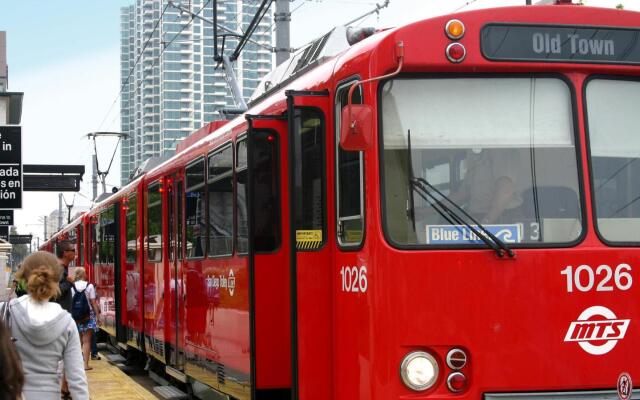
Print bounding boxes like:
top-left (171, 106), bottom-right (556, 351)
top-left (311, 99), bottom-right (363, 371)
top-left (445, 19), bottom-right (465, 40)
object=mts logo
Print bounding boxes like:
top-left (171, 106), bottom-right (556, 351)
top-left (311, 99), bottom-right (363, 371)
top-left (564, 306), bottom-right (631, 355)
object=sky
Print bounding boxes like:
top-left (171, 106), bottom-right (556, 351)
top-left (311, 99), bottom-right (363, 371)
top-left (2, 0), bottom-right (639, 244)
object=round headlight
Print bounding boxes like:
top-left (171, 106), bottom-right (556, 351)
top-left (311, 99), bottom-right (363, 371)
top-left (400, 351), bottom-right (439, 391)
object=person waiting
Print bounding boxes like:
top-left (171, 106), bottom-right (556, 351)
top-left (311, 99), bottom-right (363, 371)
top-left (3, 251), bottom-right (88, 400)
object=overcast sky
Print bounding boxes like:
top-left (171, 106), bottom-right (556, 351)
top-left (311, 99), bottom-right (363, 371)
top-left (3, 0), bottom-right (639, 243)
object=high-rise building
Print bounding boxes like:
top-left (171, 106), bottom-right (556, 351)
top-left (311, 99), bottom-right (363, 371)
top-left (0, 31), bottom-right (7, 92)
top-left (120, 1), bottom-right (273, 184)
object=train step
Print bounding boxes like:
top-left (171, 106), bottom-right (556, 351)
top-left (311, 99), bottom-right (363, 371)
top-left (153, 385), bottom-right (188, 400)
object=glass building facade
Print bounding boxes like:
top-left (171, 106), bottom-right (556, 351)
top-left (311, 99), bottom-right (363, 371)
top-left (120, 1), bottom-right (273, 184)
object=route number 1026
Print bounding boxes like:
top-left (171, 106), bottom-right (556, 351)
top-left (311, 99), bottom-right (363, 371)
top-left (560, 264), bottom-right (633, 292)
top-left (340, 266), bottom-right (368, 293)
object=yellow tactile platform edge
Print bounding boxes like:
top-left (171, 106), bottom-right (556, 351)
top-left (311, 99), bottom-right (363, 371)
top-left (85, 353), bottom-right (158, 400)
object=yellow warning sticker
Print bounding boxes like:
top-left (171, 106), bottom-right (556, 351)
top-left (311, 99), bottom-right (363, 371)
top-left (296, 230), bottom-right (323, 250)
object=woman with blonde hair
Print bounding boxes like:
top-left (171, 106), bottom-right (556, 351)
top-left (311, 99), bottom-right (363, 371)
top-left (71, 267), bottom-right (100, 370)
top-left (2, 251), bottom-right (88, 400)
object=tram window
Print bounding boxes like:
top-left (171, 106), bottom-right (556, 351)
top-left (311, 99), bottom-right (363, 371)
top-left (252, 131), bottom-right (280, 252)
top-left (381, 77), bottom-right (582, 247)
top-left (168, 179), bottom-right (174, 262)
top-left (177, 180), bottom-right (184, 260)
top-left (236, 139), bottom-right (248, 254)
top-left (587, 79), bottom-right (640, 243)
top-left (147, 182), bottom-right (163, 262)
top-left (293, 108), bottom-right (326, 250)
top-left (208, 145), bottom-right (234, 257)
top-left (92, 217), bottom-right (100, 264)
top-left (67, 230), bottom-right (77, 268)
top-left (100, 207), bottom-right (116, 264)
top-left (186, 158), bottom-right (206, 258)
top-left (126, 195), bottom-right (137, 263)
top-left (78, 225), bottom-right (84, 265)
top-left (336, 82), bottom-right (364, 247)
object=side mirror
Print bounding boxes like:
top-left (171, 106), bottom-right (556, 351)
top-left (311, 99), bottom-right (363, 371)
top-left (340, 104), bottom-right (373, 151)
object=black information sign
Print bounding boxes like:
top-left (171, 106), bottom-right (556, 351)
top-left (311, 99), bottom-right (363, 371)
top-left (0, 226), bottom-right (7, 241)
top-left (0, 126), bottom-right (22, 209)
top-left (9, 234), bottom-right (31, 245)
top-left (481, 24), bottom-right (640, 65)
top-left (0, 210), bottom-right (13, 226)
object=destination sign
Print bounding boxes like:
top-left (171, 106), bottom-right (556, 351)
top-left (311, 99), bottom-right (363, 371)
top-left (0, 126), bottom-right (22, 209)
top-left (481, 24), bottom-right (640, 65)
top-left (426, 224), bottom-right (523, 245)
top-left (0, 210), bottom-right (13, 226)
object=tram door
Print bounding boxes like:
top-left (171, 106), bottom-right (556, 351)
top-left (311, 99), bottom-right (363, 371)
top-left (167, 174), bottom-right (186, 371)
top-left (246, 118), bottom-right (292, 397)
top-left (286, 91), bottom-right (333, 400)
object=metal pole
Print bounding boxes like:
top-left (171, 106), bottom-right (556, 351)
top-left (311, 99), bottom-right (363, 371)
top-left (43, 216), bottom-right (47, 240)
top-left (58, 193), bottom-right (63, 230)
top-left (92, 154), bottom-right (98, 200)
top-left (275, 0), bottom-right (291, 66)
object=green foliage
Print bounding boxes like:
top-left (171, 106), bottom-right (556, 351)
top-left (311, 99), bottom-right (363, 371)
top-left (9, 226), bottom-right (29, 266)
top-left (616, 3), bottom-right (624, 9)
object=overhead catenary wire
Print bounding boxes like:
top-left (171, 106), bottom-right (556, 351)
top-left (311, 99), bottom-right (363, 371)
top-left (96, 3), bottom-right (172, 132)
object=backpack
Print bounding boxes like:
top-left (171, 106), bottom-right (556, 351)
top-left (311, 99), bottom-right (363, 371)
top-left (0, 300), bottom-right (16, 343)
top-left (71, 283), bottom-right (91, 322)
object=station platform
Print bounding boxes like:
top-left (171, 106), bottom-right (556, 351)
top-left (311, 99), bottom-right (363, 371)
top-left (85, 353), bottom-right (159, 400)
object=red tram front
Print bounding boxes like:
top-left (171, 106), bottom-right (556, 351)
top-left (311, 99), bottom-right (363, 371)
top-left (41, 3), bottom-right (639, 399)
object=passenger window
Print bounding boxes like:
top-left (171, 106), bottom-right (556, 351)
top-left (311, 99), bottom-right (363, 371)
top-left (236, 139), bottom-right (248, 254)
top-left (208, 145), bottom-right (234, 257)
top-left (146, 182), bottom-right (163, 262)
top-left (92, 218), bottom-right (100, 264)
top-left (125, 195), bottom-right (137, 263)
top-left (251, 131), bottom-right (280, 252)
top-left (293, 108), bottom-right (325, 250)
top-left (78, 225), bottom-right (84, 265)
top-left (100, 206), bottom-right (116, 264)
top-left (186, 159), bottom-right (206, 258)
top-left (177, 180), bottom-right (184, 260)
top-left (335, 82), bottom-right (364, 247)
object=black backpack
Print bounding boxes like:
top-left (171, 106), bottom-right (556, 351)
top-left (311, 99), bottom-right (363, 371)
top-left (71, 283), bottom-right (91, 322)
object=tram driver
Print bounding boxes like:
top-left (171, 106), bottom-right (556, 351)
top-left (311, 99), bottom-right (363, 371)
top-left (451, 147), bottom-right (525, 225)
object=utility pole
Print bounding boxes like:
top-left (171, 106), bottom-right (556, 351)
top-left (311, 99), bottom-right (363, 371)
top-left (43, 215), bottom-right (47, 241)
top-left (58, 193), bottom-right (63, 230)
top-left (275, 0), bottom-right (291, 66)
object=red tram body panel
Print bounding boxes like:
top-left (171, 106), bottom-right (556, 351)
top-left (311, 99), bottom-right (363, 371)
top-left (40, 4), bottom-right (640, 399)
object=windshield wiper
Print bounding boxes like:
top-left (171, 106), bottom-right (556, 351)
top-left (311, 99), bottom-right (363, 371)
top-left (411, 177), bottom-right (515, 258)
top-left (405, 129), bottom-right (514, 258)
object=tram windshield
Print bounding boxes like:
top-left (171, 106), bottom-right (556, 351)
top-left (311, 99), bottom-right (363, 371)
top-left (587, 79), bottom-right (640, 243)
top-left (380, 77), bottom-right (582, 247)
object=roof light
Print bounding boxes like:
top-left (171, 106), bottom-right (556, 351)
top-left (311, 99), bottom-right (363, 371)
top-left (445, 19), bottom-right (465, 40)
top-left (446, 43), bottom-right (466, 63)
top-left (400, 351), bottom-right (439, 391)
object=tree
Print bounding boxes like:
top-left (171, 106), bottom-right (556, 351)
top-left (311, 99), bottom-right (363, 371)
top-left (616, 4), bottom-right (624, 9)
top-left (10, 226), bottom-right (29, 268)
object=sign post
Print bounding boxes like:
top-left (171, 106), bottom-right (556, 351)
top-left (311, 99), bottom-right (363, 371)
top-left (0, 126), bottom-right (22, 209)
